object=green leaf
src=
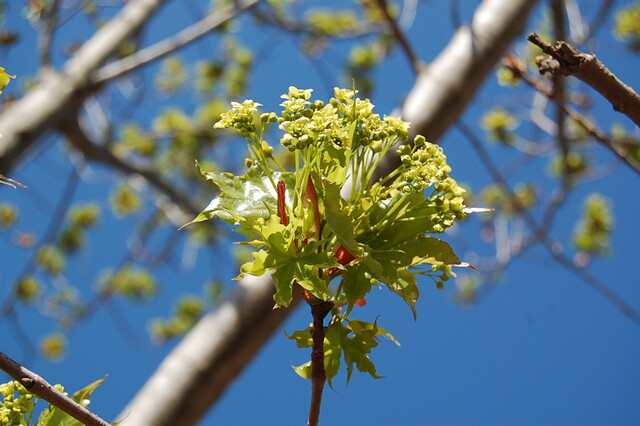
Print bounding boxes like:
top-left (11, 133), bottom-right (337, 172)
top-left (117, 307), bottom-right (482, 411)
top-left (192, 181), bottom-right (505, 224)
top-left (292, 360), bottom-right (312, 379)
top-left (324, 321), bottom-right (348, 387)
top-left (362, 236), bottom-right (462, 318)
top-left (324, 182), bottom-right (359, 254)
top-left (365, 191), bottom-right (439, 249)
top-left (383, 267), bottom-right (420, 319)
top-left (188, 165), bottom-right (294, 234)
top-left (373, 236), bottom-right (462, 270)
top-left (238, 227), bottom-right (339, 307)
top-left (71, 377), bottom-right (105, 405)
top-left (285, 326), bottom-right (313, 348)
top-left (322, 141), bottom-right (349, 184)
top-left (348, 319), bottom-right (400, 346)
top-left (342, 319), bottom-right (386, 383)
top-left (341, 264), bottom-right (372, 315)
top-left (275, 241), bottom-right (338, 306)
top-left (0, 67), bottom-right (15, 94)
top-left (271, 261), bottom-right (297, 307)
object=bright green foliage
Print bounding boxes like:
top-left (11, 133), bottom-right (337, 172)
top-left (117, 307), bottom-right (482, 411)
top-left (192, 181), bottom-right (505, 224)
top-left (40, 333), bottom-right (67, 361)
top-left (346, 38), bottom-right (392, 97)
top-left (549, 151), bottom-right (591, 178)
top-left (573, 193), bottom-right (614, 256)
top-left (612, 124), bottom-right (640, 164)
top-left (99, 264), bottom-right (158, 301)
top-left (151, 281), bottom-right (225, 342)
top-left (196, 99), bottom-right (227, 126)
top-left (40, 378), bottom-right (106, 426)
top-left (68, 203), bottom-right (100, 229)
top-left (221, 40), bottom-right (253, 99)
top-left (150, 295), bottom-right (205, 342)
top-left (452, 274), bottom-right (481, 305)
top-left (481, 107), bottom-right (519, 145)
top-left (0, 66), bottom-right (14, 94)
top-left (0, 378), bottom-right (107, 426)
top-left (496, 66), bottom-right (521, 87)
top-left (35, 245), bottom-right (66, 276)
top-left (153, 108), bottom-right (193, 136)
top-left (15, 276), bottom-right (42, 304)
top-left (190, 166), bottom-right (295, 230)
top-left (614, 2), bottom-right (640, 51)
top-left (1, 380), bottom-right (36, 425)
top-left (110, 184), bottom-right (141, 218)
top-left (59, 203), bottom-right (101, 253)
top-left (305, 9), bottom-right (360, 36)
top-left (0, 202), bottom-right (18, 228)
top-left (116, 123), bottom-right (156, 157)
top-left (480, 183), bottom-right (536, 217)
top-left (287, 318), bottom-right (399, 385)
top-left (293, 4), bottom-right (376, 56)
top-left (191, 87), bottom-right (470, 382)
top-left (155, 56), bottom-right (187, 93)
top-left (58, 228), bottom-right (84, 253)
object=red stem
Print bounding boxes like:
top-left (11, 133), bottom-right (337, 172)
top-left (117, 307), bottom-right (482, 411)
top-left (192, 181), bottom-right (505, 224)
top-left (307, 301), bottom-right (333, 426)
top-left (277, 180), bottom-right (288, 226)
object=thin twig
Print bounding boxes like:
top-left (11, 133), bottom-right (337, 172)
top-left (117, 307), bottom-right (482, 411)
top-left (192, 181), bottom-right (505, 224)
top-left (0, 167), bottom-right (79, 325)
top-left (457, 121), bottom-right (640, 324)
top-left (528, 32), bottom-right (640, 127)
top-left (93, 0), bottom-right (262, 84)
top-left (586, 0), bottom-right (617, 39)
top-left (39, 0), bottom-right (61, 67)
top-left (551, 0), bottom-right (570, 179)
top-left (60, 117), bottom-right (201, 220)
top-left (0, 351), bottom-right (111, 426)
top-left (372, 0), bottom-right (422, 75)
top-left (503, 54), bottom-right (640, 175)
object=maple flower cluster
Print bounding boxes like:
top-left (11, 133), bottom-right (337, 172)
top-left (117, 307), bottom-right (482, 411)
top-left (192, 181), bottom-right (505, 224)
top-left (194, 86), bottom-right (472, 383)
top-left (200, 86), bottom-right (470, 307)
top-left (0, 380), bottom-right (49, 424)
top-left (397, 136), bottom-right (466, 233)
top-left (278, 87), bottom-right (409, 153)
top-left (213, 99), bottom-right (262, 135)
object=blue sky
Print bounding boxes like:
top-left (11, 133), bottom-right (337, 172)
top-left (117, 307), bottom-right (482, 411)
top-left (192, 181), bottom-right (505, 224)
top-left (2, 1), bottom-right (640, 425)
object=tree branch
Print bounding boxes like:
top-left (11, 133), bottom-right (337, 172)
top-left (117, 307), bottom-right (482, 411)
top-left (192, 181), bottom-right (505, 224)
top-left (503, 54), bottom-right (640, 175)
top-left (372, 0), bottom-right (422, 75)
top-left (60, 117), bottom-right (201, 222)
top-left (528, 32), bottom-right (640, 127)
top-left (0, 351), bottom-right (111, 426)
top-left (0, 0), bottom-right (169, 174)
top-left (93, 0), bottom-right (262, 84)
top-left (458, 121), bottom-right (640, 324)
top-left (118, 277), bottom-right (303, 425)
